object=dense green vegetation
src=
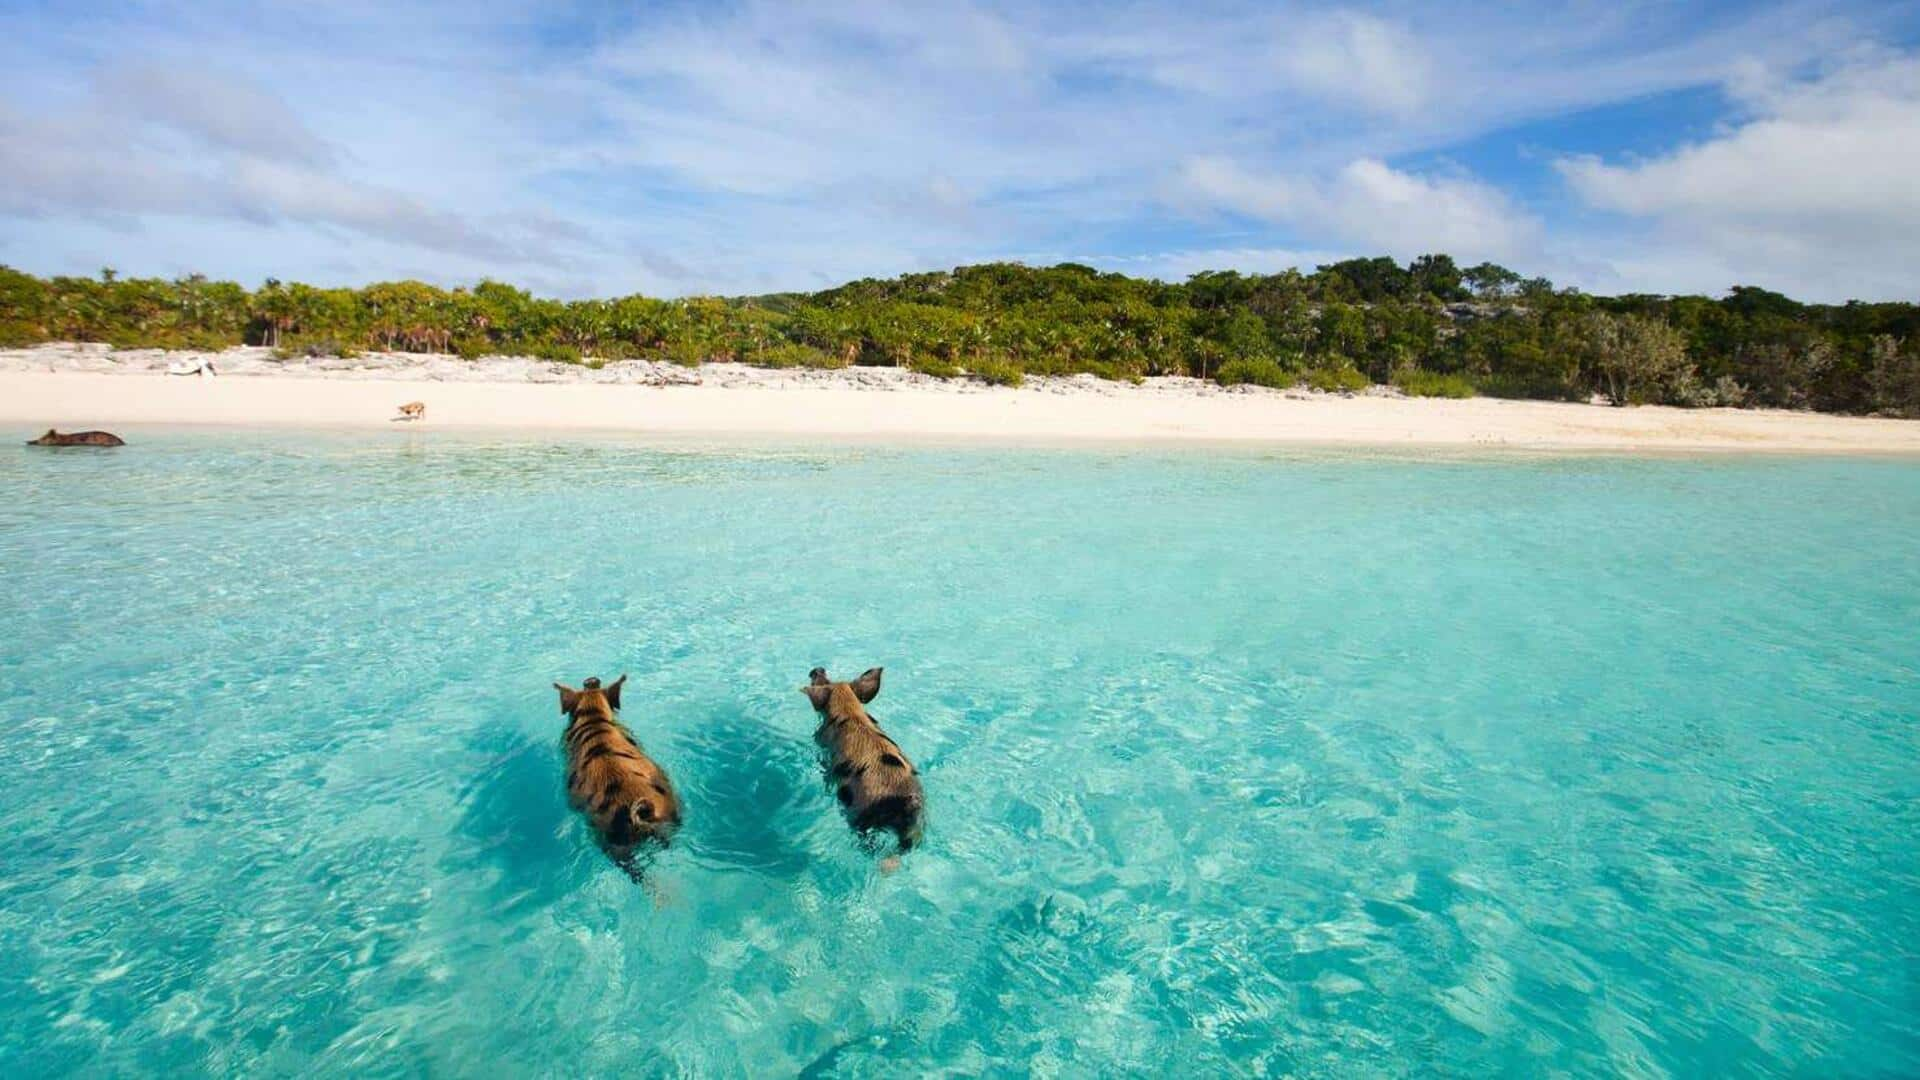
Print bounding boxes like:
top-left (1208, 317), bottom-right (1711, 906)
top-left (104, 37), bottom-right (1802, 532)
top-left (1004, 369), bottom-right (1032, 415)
top-left (4, 257), bottom-right (1918, 415)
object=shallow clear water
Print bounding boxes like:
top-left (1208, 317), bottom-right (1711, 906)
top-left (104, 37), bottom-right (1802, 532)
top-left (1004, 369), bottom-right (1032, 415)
top-left (2, 431), bottom-right (1918, 1077)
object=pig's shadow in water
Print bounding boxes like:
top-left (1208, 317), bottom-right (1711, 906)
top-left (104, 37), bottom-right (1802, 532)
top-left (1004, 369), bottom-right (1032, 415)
top-left (674, 708), bottom-right (816, 879)
top-left (453, 711), bottom-right (817, 900)
top-left (452, 736), bottom-right (596, 912)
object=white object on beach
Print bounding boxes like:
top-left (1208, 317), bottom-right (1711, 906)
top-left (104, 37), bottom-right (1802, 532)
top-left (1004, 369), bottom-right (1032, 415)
top-left (166, 359), bottom-right (217, 376)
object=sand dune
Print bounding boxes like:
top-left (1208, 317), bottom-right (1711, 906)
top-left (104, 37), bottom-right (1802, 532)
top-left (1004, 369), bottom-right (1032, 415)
top-left (4, 344), bottom-right (1919, 452)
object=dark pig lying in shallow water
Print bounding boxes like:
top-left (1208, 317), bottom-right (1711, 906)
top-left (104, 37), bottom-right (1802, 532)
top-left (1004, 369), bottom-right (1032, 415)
top-left (804, 667), bottom-right (924, 862)
top-left (27, 429), bottom-right (124, 447)
top-left (555, 675), bottom-right (682, 876)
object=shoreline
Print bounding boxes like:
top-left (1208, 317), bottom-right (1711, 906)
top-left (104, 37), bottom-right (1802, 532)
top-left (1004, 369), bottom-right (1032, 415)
top-left (5, 344), bottom-right (1920, 454)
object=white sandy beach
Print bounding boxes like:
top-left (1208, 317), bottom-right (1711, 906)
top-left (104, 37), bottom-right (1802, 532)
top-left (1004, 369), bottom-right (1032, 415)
top-left (4, 343), bottom-right (1919, 452)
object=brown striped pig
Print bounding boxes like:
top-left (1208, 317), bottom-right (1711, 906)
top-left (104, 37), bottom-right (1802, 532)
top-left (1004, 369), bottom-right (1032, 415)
top-left (555, 675), bottom-right (682, 874)
top-left (803, 667), bottom-right (924, 859)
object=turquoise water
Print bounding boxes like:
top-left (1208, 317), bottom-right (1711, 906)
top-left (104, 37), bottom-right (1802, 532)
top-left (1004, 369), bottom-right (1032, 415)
top-left (2, 431), bottom-right (1918, 1077)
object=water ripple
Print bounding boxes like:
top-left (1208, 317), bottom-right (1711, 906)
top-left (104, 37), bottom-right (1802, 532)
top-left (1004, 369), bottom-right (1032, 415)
top-left (2, 432), bottom-right (1918, 1075)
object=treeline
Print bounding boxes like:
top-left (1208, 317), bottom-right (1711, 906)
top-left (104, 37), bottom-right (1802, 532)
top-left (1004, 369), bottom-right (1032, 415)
top-left (3, 257), bottom-right (1918, 415)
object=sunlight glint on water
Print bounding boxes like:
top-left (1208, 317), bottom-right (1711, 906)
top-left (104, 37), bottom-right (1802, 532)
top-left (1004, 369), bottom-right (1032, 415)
top-left (2, 432), bottom-right (1917, 1076)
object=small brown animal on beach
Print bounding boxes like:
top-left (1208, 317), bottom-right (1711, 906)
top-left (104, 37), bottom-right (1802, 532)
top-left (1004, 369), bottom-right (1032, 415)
top-left (395, 401), bottom-right (426, 421)
top-left (27, 429), bottom-right (125, 447)
top-left (804, 667), bottom-right (924, 857)
top-left (556, 675), bottom-right (681, 874)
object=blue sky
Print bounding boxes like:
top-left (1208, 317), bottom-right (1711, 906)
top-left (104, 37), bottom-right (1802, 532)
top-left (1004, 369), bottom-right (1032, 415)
top-left (2, 1), bottom-right (1917, 300)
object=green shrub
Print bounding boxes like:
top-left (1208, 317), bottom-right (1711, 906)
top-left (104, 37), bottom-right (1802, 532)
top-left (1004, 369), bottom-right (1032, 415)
top-left (1475, 372), bottom-right (1583, 401)
top-left (182, 330), bottom-right (234, 351)
top-left (1304, 366), bottom-right (1370, 393)
top-left (531, 342), bottom-right (582, 364)
top-left (1071, 359), bottom-right (1142, 383)
top-left (659, 339), bottom-right (705, 367)
top-left (747, 340), bottom-right (841, 369)
top-left (1215, 357), bottom-right (1292, 388)
top-left (1671, 372), bottom-right (1750, 408)
top-left (453, 336), bottom-right (491, 361)
top-left (1392, 369), bottom-right (1477, 398)
top-left (117, 329), bottom-right (234, 351)
top-left (969, 357), bottom-right (1025, 387)
top-left (908, 355), bottom-right (962, 378)
top-left (273, 337), bottom-right (360, 360)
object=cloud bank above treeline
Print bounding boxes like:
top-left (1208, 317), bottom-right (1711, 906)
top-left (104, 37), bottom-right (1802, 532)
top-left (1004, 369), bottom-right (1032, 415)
top-left (1, 1), bottom-right (1916, 302)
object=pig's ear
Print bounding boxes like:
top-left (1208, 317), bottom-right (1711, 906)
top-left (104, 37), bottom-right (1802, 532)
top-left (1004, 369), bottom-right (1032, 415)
top-left (802, 684), bottom-right (832, 711)
top-left (605, 674), bottom-right (627, 711)
top-left (851, 667), bottom-right (882, 704)
top-left (809, 667), bottom-right (830, 686)
top-left (554, 683), bottom-right (579, 715)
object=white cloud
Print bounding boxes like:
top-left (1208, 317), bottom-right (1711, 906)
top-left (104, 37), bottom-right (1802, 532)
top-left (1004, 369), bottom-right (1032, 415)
top-left (1562, 54), bottom-right (1920, 229)
top-left (110, 65), bottom-right (337, 168)
top-left (0, 66), bottom-right (597, 273)
top-left (1276, 11), bottom-right (1432, 115)
top-left (0, 0), bottom-right (1913, 297)
top-left (1556, 53), bottom-right (1920, 299)
top-left (1177, 156), bottom-right (1539, 263)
